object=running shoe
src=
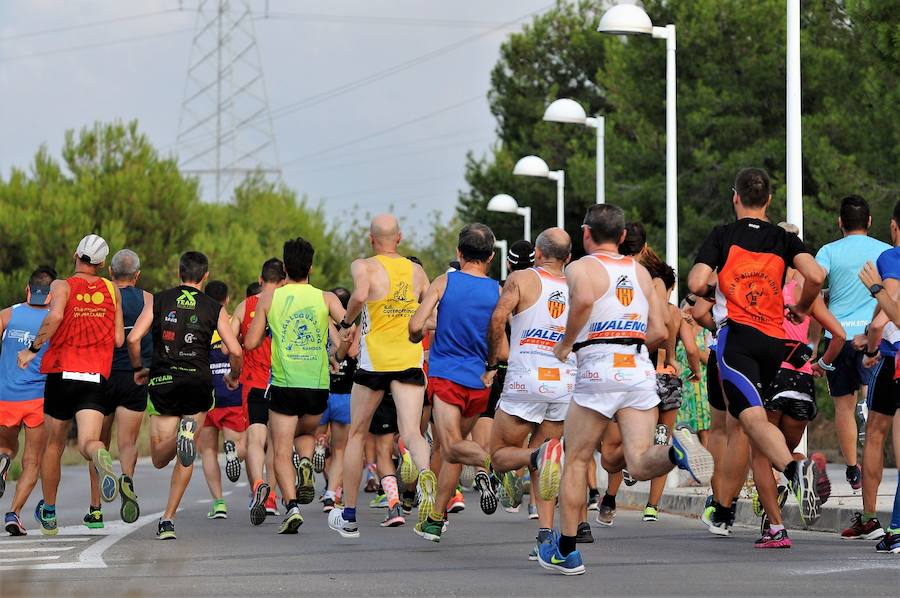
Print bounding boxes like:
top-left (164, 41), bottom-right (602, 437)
top-left (0, 454), bottom-right (9, 498)
top-left (671, 427), bottom-right (714, 485)
top-left (474, 471), bottom-right (499, 515)
top-left (292, 450), bottom-right (302, 474)
top-left (846, 464), bottom-right (862, 492)
top-left (587, 492), bottom-right (599, 512)
top-left (414, 517), bottom-right (443, 542)
top-left (622, 469), bottom-right (638, 486)
top-left (93, 448), bottom-right (119, 503)
top-left (527, 504), bottom-right (539, 520)
top-left (809, 452), bottom-right (831, 503)
top-left (505, 505), bottom-right (521, 514)
top-left (700, 494), bottom-right (714, 529)
top-left (398, 448), bottom-right (418, 486)
top-left (278, 505), bottom-right (303, 534)
top-left (459, 464), bottom-right (476, 490)
top-left (322, 497), bottom-right (335, 513)
top-left (369, 493), bottom-right (388, 508)
top-left (34, 500), bottom-right (58, 536)
top-left (119, 474), bottom-right (140, 524)
top-left (500, 471), bottom-right (524, 509)
top-left (364, 476), bottom-right (379, 494)
top-left (528, 528), bottom-right (553, 561)
top-left (381, 504), bottom-right (406, 527)
top-left (707, 503), bottom-right (732, 537)
top-left (296, 457), bottom-right (316, 505)
top-left (176, 417), bottom-right (198, 467)
top-left (760, 485), bottom-right (790, 534)
top-left (754, 527), bottom-right (792, 549)
top-left (224, 440), bottom-right (241, 483)
top-left (416, 469), bottom-right (438, 524)
top-left (841, 513), bottom-right (885, 540)
top-left (642, 505), bottom-right (659, 522)
top-left (596, 502), bottom-right (616, 527)
top-left (249, 480), bottom-right (270, 526)
top-left (401, 491), bottom-right (415, 516)
top-left (5, 512), bottom-right (25, 536)
top-left (575, 521), bottom-right (594, 543)
top-left (265, 491), bottom-right (279, 516)
top-left (875, 532), bottom-right (900, 554)
top-left (208, 499), bottom-right (228, 519)
top-left (537, 532), bottom-right (585, 576)
top-left (751, 489), bottom-right (764, 518)
top-left (787, 458), bottom-right (821, 526)
top-left (312, 435), bottom-right (327, 474)
top-left (83, 507), bottom-right (104, 529)
top-left (447, 489), bottom-right (466, 514)
top-left (535, 438), bottom-right (563, 501)
top-left (156, 518), bottom-right (176, 540)
top-left (328, 508), bottom-right (360, 539)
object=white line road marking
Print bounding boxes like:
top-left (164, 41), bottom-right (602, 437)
top-left (0, 555), bottom-right (61, 563)
top-left (0, 538), bottom-right (91, 544)
top-left (0, 511), bottom-right (163, 572)
top-left (0, 546), bottom-right (75, 553)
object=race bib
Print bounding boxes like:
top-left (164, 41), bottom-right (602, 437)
top-left (62, 371), bottom-right (101, 383)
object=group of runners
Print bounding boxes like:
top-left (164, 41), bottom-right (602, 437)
top-left (1, 166), bottom-right (899, 575)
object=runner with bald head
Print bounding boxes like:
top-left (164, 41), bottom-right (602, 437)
top-left (483, 227), bottom-right (576, 558)
top-left (329, 214), bottom-right (436, 539)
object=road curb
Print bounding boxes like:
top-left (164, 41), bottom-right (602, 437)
top-left (613, 487), bottom-right (892, 533)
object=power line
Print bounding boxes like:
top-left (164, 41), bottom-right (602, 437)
top-left (322, 172), bottom-right (463, 202)
top-left (281, 95), bottom-right (482, 168)
top-left (299, 126), bottom-right (486, 164)
top-left (256, 11), bottom-right (518, 29)
top-left (0, 8), bottom-right (184, 42)
top-left (0, 28), bottom-right (193, 63)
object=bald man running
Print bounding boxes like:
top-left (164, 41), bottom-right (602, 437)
top-left (329, 214), bottom-right (436, 539)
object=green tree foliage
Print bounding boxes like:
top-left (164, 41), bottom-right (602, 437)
top-left (0, 121), bottom-right (463, 307)
top-left (458, 0), bottom-right (900, 287)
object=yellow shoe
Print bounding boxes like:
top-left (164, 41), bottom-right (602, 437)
top-left (416, 469), bottom-right (437, 524)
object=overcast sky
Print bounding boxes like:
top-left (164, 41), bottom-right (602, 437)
top-left (0, 0), bottom-right (556, 237)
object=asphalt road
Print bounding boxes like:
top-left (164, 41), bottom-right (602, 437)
top-left (2, 460), bottom-right (898, 597)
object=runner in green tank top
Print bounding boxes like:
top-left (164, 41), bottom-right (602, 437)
top-left (244, 237), bottom-right (346, 535)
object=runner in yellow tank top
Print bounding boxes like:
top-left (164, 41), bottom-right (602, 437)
top-left (329, 214), bottom-right (437, 540)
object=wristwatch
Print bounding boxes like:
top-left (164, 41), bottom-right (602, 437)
top-left (27, 342), bottom-right (40, 354)
top-left (338, 318), bottom-right (352, 330)
top-left (864, 348), bottom-right (879, 358)
top-left (868, 283), bottom-right (884, 298)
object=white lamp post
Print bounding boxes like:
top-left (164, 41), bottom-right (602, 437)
top-left (513, 155), bottom-right (565, 230)
top-left (494, 240), bottom-right (509, 281)
top-left (543, 98), bottom-right (605, 205)
top-left (487, 193), bottom-right (532, 242)
top-left (598, 3), bottom-right (677, 283)
top-left (786, 0), bottom-right (802, 237)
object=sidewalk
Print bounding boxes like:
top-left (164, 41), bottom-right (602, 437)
top-left (606, 464), bottom-right (898, 533)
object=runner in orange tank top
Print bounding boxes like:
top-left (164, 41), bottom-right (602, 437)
top-left (17, 234), bottom-right (128, 535)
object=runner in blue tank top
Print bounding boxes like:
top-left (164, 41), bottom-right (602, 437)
top-left (0, 266), bottom-right (56, 536)
top-left (84, 249), bottom-right (150, 529)
top-left (409, 223), bottom-right (501, 541)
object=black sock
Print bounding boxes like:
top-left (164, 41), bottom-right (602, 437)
top-left (668, 446), bottom-right (678, 465)
top-left (783, 460), bottom-right (799, 481)
top-left (287, 499), bottom-right (300, 509)
top-left (601, 493), bottom-right (616, 509)
top-left (559, 534), bottom-right (577, 557)
top-left (711, 501), bottom-right (727, 523)
top-left (588, 487), bottom-right (600, 500)
top-left (529, 449), bottom-right (540, 471)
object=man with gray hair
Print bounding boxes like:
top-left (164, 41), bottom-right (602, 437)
top-left (483, 227), bottom-right (576, 559)
top-left (83, 249), bottom-right (151, 529)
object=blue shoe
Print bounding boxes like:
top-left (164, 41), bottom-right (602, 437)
top-left (33, 500), bottom-right (58, 536)
top-left (875, 532), bottom-right (900, 554)
top-left (537, 533), bottom-right (585, 575)
top-left (671, 428), bottom-right (713, 485)
top-left (5, 512), bottom-right (26, 536)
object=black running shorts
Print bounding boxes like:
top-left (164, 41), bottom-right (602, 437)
top-left (866, 355), bottom-right (900, 417)
top-left (246, 386), bottom-right (269, 425)
top-left (106, 370), bottom-right (148, 414)
top-left (765, 368), bottom-right (817, 421)
top-left (268, 386), bottom-right (329, 418)
top-left (43, 373), bottom-right (111, 421)
top-left (369, 394), bottom-right (399, 435)
top-left (354, 368), bottom-right (426, 392)
top-left (149, 379), bottom-right (214, 417)
top-left (716, 322), bottom-right (784, 419)
top-left (706, 348), bottom-right (726, 412)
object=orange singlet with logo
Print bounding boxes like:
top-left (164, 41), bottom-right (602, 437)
top-left (239, 293), bottom-right (272, 390)
top-left (41, 276), bottom-right (117, 379)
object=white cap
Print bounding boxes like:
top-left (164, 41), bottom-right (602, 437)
top-left (75, 234), bottom-right (109, 265)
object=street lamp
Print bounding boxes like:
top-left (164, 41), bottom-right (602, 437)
top-left (513, 155), bottom-right (565, 230)
top-left (543, 98), bottom-right (605, 205)
top-left (598, 3), bottom-right (678, 282)
top-left (487, 193), bottom-right (532, 242)
top-left (494, 240), bottom-right (508, 281)
top-left (786, 0), bottom-right (802, 237)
